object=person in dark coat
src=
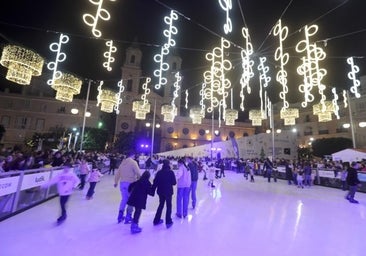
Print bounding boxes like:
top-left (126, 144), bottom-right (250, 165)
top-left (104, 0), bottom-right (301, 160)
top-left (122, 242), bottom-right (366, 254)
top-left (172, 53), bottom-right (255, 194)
top-left (127, 170), bottom-right (154, 233)
top-left (345, 162), bottom-right (361, 204)
top-left (152, 159), bottom-right (177, 229)
top-left (285, 160), bottom-right (293, 185)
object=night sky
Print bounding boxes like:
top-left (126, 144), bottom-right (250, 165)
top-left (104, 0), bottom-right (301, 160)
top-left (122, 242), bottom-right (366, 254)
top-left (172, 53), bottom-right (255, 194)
top-left (0, 0), bottom-right (365, 118)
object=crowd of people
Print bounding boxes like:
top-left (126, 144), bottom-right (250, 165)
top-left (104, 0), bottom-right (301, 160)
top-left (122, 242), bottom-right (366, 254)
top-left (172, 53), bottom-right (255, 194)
top-left (1, 147), bottom-right (365, 229)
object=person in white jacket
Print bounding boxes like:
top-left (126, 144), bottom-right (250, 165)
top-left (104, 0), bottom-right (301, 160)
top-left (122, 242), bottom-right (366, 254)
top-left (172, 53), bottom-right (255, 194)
top-left (175, 158), bottom-right (191, 218)
top-left (42, 160), bottom-right (80, 223)
top-left (86, 163), bottom-right (103, 200)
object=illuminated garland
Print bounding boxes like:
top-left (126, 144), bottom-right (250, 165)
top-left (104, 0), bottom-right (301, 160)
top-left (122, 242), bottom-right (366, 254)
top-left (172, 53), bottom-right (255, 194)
top-left (342, 90), bottom-right (348, 108)
top-left (103, 40), bottom-right (117, 71)
top-left (332, 88), bottom-right (340, 119)
top-left (83, 0), bottom-right (116, 38)
top-left (153, 10), bottom-right (178, 90)
top-left (347, 57), bottom-right (361, 98)
top-left (257, 57), bottom-right (270, 119)
top-left (185, 89), bottom-right (188, 109)
top-left (274, 19), bottom-right (289, 111)
top-left (296, 25), bottom-right (327, 109)
top-left (132, 77), bottom-right (151, 119)
top-left (239, 27), bottom-right (254, 111)
top-left (203, 37), bottom-right (231, 126)
top-left (218, 0), bottom-right (232, 34)
top-left (114, 79), bottom-right (124, 114)
top-left (47, 33), bottom-right (69, 86)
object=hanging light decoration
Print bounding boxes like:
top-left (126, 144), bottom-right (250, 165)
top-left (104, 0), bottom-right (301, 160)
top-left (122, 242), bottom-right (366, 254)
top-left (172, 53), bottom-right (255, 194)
top-left (132, 100), bottom-right (151, 120)
top-left (103, 40), bottom-right (117, 71)
top-left (224, 88), bottom-right (238, 126)
top-left (225, 109), bottom-right (238, 125)
top-left (280, 108), bottom-right (299, 126)
top-left (161, 104), bottom-right (177, 122)
top-left (190, 107), bottom-right (204, 124)
top-left (239, 27), bottom-right (254, 111)
top-left (83, 0), bottom-right (116, 38)
top-left (249, 109), bottom-right (264, 126)
top-left (347, 57), bottom-right (361, 98)
top-left (161, 72), bottom-right (181, 123)
top-left (153, 10), bottom-right (178, 90)
top-left (114, 79), bottom-right (124, 114)
top-left (0, 45), bottom-right (44, 85)
top-left (51, 73), bottom-right (82, 102)
top-left (218, 0), bottom-right (232, 34)
top-left (47, 33), bottom-right (69, 86)
top-left (97, 81), bottom-right (118, 113)
top-left (313, 101), bottom-right (334, 122)
top-left (296, 25), bottom-right (327, 108)
top-left (132, 77), bottom-right (151, 119)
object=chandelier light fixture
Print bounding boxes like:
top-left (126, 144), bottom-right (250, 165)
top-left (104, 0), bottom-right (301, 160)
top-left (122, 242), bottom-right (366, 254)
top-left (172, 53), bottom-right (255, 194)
top-left (225, 108), bottom-right (238, 125)
top-left (51, 73), bottom-right (82, 102)
top-left (313, 101), bottom-right (334, 122)
top-left (249, 109), bottom-right (264, 126)
top-left (161, 104), bottom-right (177, 122)
top-left (132, 77), bottom-right (151, 119)
top-left (97, 81), bottom-right (118, 113)
top-left (280, 108), bottom-right (299, 126)
top-left (190, 107), bottom-right (205, 124)
top-left (0, 45), bottom-right (44, 85)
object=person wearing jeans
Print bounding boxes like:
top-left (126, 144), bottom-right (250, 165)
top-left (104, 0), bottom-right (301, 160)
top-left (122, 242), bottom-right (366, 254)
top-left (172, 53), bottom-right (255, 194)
top-left (345, 162), bottom-right (361, 204)
top-left (176, 158), bottom-right (191, 218)
top-left (187, 157), bottom-right (199, 209)
top-left (114, 152), bottom-right (141, 224)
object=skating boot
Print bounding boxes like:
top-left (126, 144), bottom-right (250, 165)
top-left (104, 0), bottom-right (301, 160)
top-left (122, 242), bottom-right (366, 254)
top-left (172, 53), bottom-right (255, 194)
top-left (130, 223), bottom-right (142, 234)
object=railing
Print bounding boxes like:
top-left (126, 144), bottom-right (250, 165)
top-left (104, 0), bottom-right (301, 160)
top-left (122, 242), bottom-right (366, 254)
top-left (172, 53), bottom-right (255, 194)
top-left (0, 166), bottom-right (76, 221)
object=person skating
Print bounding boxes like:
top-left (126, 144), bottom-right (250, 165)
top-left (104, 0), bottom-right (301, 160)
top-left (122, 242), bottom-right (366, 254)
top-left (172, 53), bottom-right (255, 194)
top-left (114, 151), bottom-right (141, 224)
top-left (345, 162), bottom-right (362, 204)
top-left (152, 159), bottom-right (177, 228)
top-left (41, 160), bottom-right (80, 224)
top-left (127, 170), bottom-right (154, 234)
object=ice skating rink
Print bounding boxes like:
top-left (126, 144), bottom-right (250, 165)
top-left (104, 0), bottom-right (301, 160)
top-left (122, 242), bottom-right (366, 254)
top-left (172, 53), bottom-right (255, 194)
top-left (1, 171), bottom-right (365, 256)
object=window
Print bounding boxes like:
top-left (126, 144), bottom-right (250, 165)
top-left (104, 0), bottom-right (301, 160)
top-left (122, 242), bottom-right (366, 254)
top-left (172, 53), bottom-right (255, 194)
top-left (199, 129), bottom-right (205, 136)
top-left (1, 116), bottom-right (10, 128)
top-left (182, 128), bottom-right (189, 135)
top-left (16, 116), bottom-right (28, 129)
top-left (172, 62), bottom-right (177, 70)
top-left (126, 80), bottom-right (133, 92)
top-left (130, 55), bottom-right (135, 64)
top-left (36, 119), bottom-right (45, 131)
top-left (305, 115), bottom-right (311, 122)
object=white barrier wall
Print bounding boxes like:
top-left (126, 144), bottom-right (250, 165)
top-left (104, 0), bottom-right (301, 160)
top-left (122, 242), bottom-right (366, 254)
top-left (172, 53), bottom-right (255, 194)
top-left (158, 131), bottom-right (297, 160)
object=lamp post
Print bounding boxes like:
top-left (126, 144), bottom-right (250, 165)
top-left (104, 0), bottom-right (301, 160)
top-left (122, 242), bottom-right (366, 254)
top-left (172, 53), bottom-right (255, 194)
top-left (347, 91), bottom-right (356, 148)
top-left (79, 79), bottom-right (91, 152)
top-left (151, 98), bottom-right (157, 157)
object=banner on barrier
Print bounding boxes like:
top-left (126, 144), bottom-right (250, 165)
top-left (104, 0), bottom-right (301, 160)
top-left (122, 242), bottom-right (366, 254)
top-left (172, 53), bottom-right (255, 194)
top-left (0, 176), bottom-right (20, 196)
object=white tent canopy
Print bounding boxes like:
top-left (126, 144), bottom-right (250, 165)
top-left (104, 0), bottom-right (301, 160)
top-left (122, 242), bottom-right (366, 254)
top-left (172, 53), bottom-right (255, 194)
top-left (331, 148), bottom-right (366, 163)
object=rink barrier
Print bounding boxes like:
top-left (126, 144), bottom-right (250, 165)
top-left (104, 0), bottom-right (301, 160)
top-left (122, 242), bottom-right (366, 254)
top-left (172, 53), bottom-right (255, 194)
top-left (0, 165), bottom-right (84, 222)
